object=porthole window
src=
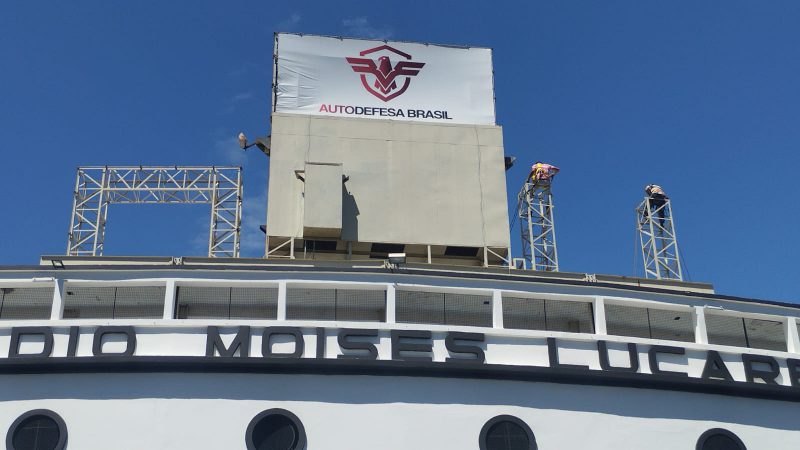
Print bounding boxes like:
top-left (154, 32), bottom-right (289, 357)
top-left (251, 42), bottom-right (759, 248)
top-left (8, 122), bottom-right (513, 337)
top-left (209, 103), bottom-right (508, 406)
top-left (6, 409), bottom-right (67, 450)
top-left (479, 415), bottom-right (537, 450)
top-left (697, 428), bottom-right (746, 450)
top-left (246, 409), bottom-right (306, 450)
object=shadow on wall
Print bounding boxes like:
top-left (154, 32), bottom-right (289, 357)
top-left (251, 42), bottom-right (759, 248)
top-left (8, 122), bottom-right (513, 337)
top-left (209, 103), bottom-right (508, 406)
top-left (342, 186), bottom-right (359, 242)
top-left (0, 372), bottom-right (797, 431)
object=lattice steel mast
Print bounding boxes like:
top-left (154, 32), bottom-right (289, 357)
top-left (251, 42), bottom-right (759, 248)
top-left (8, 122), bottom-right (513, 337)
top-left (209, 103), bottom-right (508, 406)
top-left (67, 166), bottom-right (243, 258)
top-left (517, 177), bottom-right (559, 271)
top-left (636, 196), bottom-right (682, 280)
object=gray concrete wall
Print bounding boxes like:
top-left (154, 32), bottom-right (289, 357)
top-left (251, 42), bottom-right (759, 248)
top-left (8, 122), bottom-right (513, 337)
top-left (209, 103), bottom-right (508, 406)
top-left (266, 113), bottom-right (510, 248)
top-left (302, 162), bottom-right (343, 238)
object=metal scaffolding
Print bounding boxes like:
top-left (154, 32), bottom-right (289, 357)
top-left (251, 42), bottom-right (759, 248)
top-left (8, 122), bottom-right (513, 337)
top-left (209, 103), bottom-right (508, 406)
top-left (67, 166), bottom-right (242, 258)
top-left (517, 179), bottom-right (559, 271)
top-left (636, 197), bottom-right (682, 280)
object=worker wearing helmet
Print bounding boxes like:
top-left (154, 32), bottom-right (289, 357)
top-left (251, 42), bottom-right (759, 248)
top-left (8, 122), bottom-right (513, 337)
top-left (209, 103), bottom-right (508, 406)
top-left (645, 184), bottom-right (668, 227)
top-left (529, 162), bottom-right (560, 184)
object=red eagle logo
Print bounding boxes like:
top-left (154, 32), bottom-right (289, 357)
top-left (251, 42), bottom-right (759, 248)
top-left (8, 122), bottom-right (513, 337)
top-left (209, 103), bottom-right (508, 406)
top-left (346, 45), bottom-right (425, 102)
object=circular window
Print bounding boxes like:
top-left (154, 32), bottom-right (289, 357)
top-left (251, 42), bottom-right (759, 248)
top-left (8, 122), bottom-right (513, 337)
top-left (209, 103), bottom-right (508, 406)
top-left (6, 409), bottom-right (67, 450)
top-left (697, 428), bottom-right (747, 450)
top-left (246, 409), bottom-right (306, 450)
top-left (479, 415), bottom-right (536, 450)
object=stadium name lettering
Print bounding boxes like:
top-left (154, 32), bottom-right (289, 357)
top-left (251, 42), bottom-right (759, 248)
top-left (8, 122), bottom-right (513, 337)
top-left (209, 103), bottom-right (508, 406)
top-left (318, 104), bottom-right (452, 120)
top-left (5, 326), bottom-right (800, 390)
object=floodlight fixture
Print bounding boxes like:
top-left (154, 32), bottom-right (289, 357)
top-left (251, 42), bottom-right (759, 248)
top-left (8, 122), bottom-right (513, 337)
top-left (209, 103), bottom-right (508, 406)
top-left (238, 132), bottom-right (271, 156)
top-left (388, 253), bottom-right (406, 265)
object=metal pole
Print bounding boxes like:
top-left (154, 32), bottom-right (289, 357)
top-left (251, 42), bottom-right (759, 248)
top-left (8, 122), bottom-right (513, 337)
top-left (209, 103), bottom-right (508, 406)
top-left (208, 169), bottom-right (219, 257)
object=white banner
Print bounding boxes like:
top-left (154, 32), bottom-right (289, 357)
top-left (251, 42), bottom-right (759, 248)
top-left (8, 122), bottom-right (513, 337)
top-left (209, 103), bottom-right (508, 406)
top-left (274, 33), bottom-right (496, 125)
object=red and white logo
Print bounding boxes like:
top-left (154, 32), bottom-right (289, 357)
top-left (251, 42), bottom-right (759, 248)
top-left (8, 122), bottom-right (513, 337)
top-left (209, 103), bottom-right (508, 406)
top-left (346, 45), bottom-right (425, 102)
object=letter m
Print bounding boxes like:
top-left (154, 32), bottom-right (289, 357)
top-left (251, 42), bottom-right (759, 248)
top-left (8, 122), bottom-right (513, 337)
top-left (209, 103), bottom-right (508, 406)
top-left (206, 326), bottom-right (250, 357)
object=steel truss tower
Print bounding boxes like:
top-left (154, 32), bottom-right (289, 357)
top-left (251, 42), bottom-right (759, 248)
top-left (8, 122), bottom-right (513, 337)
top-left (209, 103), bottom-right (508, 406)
top-left (67, 166), bottom-right (242, 258)
top-left (517, 179), bottom-right (559, 271)
top-left (636, 197), bottom-right (682, 280)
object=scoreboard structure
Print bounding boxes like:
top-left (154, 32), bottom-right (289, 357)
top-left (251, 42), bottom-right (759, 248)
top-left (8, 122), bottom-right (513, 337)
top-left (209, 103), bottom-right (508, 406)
top-left (265, 33), bottom-right (510, 266)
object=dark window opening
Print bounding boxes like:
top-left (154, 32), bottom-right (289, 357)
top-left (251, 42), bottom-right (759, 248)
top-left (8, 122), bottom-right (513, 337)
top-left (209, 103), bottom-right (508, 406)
top-left (62, 286), bottom-right (165, 319)
top-left (480, 415), bottom-right (536, 450)
top-left (705, 315), bottom-right (786, 352)
top-left (6, 409), bottom-right (67, 450)
top-left (246, 409), bottom-right (306, 450)
top-left (396, 290), bottom-right (492, 327)
top-left (503, 297), bottom-right (594, 334)
top-left (286, 288), bottom-right (386, 322)
top-left (605, 304), bottom-right (694, 343)
top-left (697, 429), bottom-right (746, 450)
top-left (304, 240), bottom-right (338, 252)
top-left (444, 246), bottom-right (480, 257)
top-left (176, 286), bottom-right (278, 320)
top-left (369, 243), bottom-right (405, 258)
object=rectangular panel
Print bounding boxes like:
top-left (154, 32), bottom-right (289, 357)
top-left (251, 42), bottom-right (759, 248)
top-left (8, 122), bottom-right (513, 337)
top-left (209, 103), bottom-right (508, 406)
top-left (275, 33), bottom-right (495, 125)
top-left (744, 318), bottom-right (786, 352)
top-left (62, 286), bottom-right (116, 319)
top-left (705, 314), bottom-right (748, 348)
top-left (444, 293), bottom-right (492, 327)
top-left (605, 304), bottom-right (650, 339)
top-left (395, 290), bottom-right (445, 325)
top-left (230, 287), bottom-right (279, 320)
top-left (286, 288), bottom-right (336, 321)
top-left (113, 286), bottom-right (165, 319)
top-left (176, 286), bottom-right (230, 319)
top-left (502, 296), bottom-right (546, 331)
top-left (303, 163), bottom-right (343, 238)
top-left (0, 287), bottom-right (54, 320)
top-left (335, 289), bottom-right (386, 322)
top-left (545, 300), bottom-right (594, 334)
top-left (647, 308), bottom-right (695, 343)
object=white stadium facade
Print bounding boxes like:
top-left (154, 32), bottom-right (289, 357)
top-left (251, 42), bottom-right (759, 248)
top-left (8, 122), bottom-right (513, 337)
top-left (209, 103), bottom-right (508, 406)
top-left (1, 33), bottom-right (798, 450)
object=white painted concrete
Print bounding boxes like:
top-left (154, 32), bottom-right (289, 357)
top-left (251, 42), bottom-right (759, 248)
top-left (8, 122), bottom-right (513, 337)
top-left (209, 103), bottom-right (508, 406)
top-left (0, 373), bottom-right (796, 450)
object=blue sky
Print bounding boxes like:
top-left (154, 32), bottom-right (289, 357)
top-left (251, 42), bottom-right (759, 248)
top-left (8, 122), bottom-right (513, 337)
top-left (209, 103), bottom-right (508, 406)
top-left (1, 1), bottom-right (798, 302)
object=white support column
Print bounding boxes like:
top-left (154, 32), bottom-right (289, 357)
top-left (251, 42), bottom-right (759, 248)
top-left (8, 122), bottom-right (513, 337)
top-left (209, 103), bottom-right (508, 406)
top-left (694, 306), bottom-right (709, 344)
top-left (50, 278), bottom-right (65, 320)
top-left (593, 297), bottom-right (607, 335)
top-left (786, 316), bottom-right (800, 354)
top-left (163, 280), bottom-right (177, 320)
top-left (277, 281), bottom-right (287, 320)
top-left (492, 290), bottom-right (503, 329)
top-left (385, 284), bottom-right (396, 324)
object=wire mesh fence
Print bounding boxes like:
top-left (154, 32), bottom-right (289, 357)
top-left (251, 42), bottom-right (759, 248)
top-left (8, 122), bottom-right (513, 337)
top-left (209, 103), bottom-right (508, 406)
top-left (503, 297), bottom-right (594, 333)
top-left (0, 287), bottom-right (54, 320)
top-left (176, 286), bottom-right (278, 320)
top-left (396, 290), bottom-right (493, 327)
